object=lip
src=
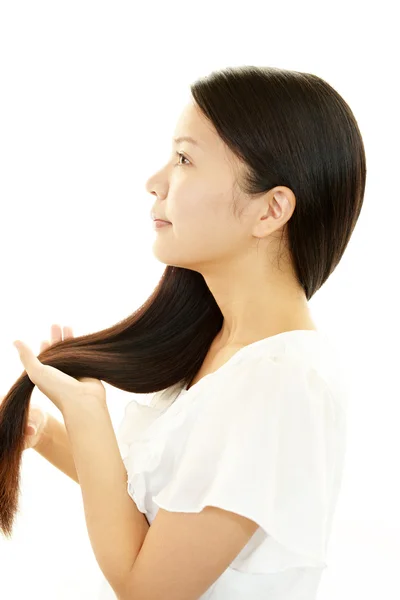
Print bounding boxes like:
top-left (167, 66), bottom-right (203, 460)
top-left (153, 220), bottom-right (172, 229)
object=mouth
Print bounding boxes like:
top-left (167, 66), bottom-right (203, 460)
top-left (153, 220), bottom-right (172, 229)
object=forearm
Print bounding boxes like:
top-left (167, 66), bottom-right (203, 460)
top-left (62, 400), bottom-right (149, 595)
top-left (34, 412), bottom-right (79, 484)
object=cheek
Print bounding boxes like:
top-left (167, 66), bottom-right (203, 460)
top-left (183, 185), bottom-right (227, 221)
top-left (169, 188), bottom-right (206, 225)
top-left (170, 180), bottom-right (234, 235)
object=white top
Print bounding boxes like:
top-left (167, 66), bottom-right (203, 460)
top-left (97, 330), bottom-right (349, 599)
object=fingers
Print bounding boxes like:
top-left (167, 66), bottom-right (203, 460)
top-left (63, 325), bottom-right (74, 339)
top-left (51, 324), bottom-right (74, 342)
top-left (51, 324), bottom-right (63, 345)
top-left (40, 324), bottom-right (74, 354)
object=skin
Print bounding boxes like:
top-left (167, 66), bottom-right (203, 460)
top-left (145, 98), bottom-right (316, 349)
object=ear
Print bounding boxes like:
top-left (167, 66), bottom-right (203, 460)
top-left (254, 186), bottom-right (296, 238)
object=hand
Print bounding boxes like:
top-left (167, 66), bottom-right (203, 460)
top-left (1, 325), bottom-right (75, 450)
top-left (24, 324), bottom-right (75, 449)
top-left (13, 333), bottom-right (106, 415)
top-left (0, 394), bottom-right (47, 451)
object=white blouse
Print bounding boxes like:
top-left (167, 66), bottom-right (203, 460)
top-left (97, 329), bottom-right (349, 599)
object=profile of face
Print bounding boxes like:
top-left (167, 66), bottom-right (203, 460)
top-left (145, 99), bottom-right (294, 277)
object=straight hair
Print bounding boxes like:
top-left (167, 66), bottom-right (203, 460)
top-left (0, 65), bottom-right (366, 538)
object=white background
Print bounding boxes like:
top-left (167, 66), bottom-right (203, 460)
top-left (0, 1), bottom-right (399, 598)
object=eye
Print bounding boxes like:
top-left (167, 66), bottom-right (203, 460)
top-left (174, 151), bottom-right (190, 167)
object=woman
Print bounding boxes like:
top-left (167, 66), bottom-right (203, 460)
top-left (0, 64), bottom-right (365, 600)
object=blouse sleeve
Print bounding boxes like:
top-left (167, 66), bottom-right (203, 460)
top-left (151, 354), bottom-right (340, 567)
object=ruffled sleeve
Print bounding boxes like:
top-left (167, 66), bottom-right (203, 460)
top-left (151, 354), bottom-right (340, 568)
top-left (116, 385), bottom-right (181, 462)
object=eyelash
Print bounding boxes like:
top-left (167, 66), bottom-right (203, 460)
top-left (174, 151), bottom-right (190, 167)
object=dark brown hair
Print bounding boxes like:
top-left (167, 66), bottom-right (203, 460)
top-left (0, 65), bottom-right (366, 538)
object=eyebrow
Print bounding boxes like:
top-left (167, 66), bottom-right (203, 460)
top-left (173, 136), bottom-right (202, 148)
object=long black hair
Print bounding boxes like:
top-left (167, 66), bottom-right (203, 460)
top-left (0, 65), bottom-right (366, 538)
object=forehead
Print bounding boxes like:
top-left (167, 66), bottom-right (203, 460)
top-left (173, 101), bottom-right (219, 150)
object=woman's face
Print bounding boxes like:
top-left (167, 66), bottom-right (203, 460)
top-left (145, 99), bottom-right (259, 273)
